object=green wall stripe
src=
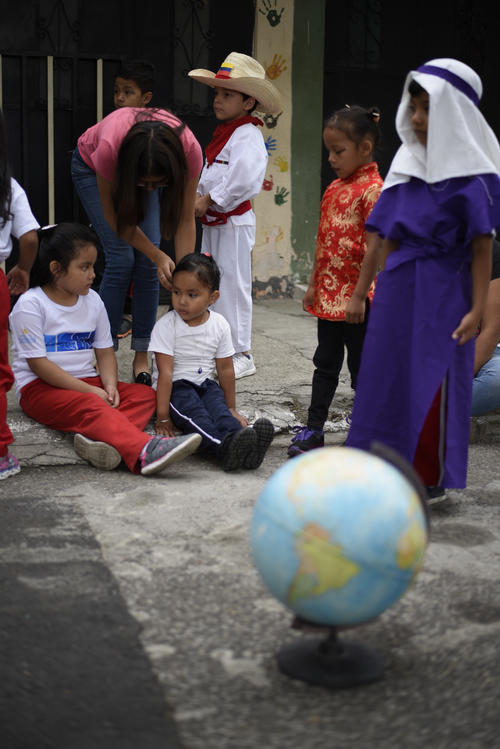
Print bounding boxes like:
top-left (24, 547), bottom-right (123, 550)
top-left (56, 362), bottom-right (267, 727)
top-left (291, 0), bottom-right (325, 282)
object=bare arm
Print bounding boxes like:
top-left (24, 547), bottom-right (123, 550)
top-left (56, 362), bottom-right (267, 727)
top-left (379, 237), bottom-right (399, 269)
top-left (216, 356), bottom-right (248, 427)
top-left (27, 357), bottom-right (110, 402)
top-left (345, 231), bottom-right (382, 323)
top-left (474, 276), bottom-right (500, 373)
top-left (94, 347), bottom-right (120, 406)
top-left (96, 174), bottom-right (175, 287)
top-left (174, 176), bottom-right (199, 262)
top-left (6, 229), bottom-right (39, 295)
top-left (453, 235), bottom-right (492, 346)
top-left (154, 352), bottom-right (176, 437)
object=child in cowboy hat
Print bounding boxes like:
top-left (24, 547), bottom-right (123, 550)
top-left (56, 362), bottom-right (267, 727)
top-left (189, 52), bottom-right (281, 379)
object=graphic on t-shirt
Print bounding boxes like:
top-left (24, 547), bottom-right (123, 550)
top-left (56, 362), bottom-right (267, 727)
top-left (44, 331), bottom-right (95, 352)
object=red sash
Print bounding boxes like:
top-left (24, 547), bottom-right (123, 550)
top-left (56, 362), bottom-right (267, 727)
top-left (200, 200), bottom-right (252, 226)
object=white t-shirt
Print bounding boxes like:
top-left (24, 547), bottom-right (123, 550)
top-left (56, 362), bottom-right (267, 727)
top-left (9, 287), bottom-right (113, 399)
top-left (197, 124), bottom-right (268, 226)
top-left (148, 309), bottom-right (234, 388)
top-left (0, 178), bottom-right (40, 262)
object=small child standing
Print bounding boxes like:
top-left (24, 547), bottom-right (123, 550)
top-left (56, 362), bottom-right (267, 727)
top-left (188, 52), bottom-right (282, 379)
top-left (0, 111), bottom-right (39, 479)
top-left (149, 252), bottom-right (274, 471)
top-left (9, 223), bottom-right (201, 476)
top-left (346, 59), bottom-right (500, 498)
top-left (288, 106), bottom-right (383, 457)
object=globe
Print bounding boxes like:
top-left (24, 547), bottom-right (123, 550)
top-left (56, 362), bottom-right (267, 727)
top-left (250, 446), bottom-right (429, 628)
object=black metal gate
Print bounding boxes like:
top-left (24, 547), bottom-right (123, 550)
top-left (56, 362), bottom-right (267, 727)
top-left (0, 0), bottom-right (255, 228)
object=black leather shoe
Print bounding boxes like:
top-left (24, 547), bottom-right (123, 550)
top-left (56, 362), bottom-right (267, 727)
top-left (134, 371), bottom-right (152, 387)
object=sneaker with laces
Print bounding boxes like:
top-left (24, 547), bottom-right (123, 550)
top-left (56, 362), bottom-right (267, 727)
top-left (0, 452), bottom-right (21, 480)
top-left (74, 434), bottom-right (122, 470)
top-left (218, 427), bottom-right (257, 472)
top-left (244, 417), bottom-right (275, 469)
top-left (233, 352), bottom-right (256, 379)
top-left (287, 426), bottom-right (324, 458)
top-left (140, 433), bottom-right (201, 476)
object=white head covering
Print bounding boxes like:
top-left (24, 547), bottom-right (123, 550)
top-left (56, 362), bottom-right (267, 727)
top-left (383, 58), bottom-right (500, 190)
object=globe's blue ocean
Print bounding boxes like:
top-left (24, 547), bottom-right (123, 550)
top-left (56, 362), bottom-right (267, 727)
top-left (251, 447), bottom-right (428, 626)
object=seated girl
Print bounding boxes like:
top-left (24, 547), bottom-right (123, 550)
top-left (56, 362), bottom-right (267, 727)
top-left (9, 223), bottom-right (200, 475)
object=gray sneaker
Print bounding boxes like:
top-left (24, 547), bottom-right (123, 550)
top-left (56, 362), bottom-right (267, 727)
top-left (140, 433), bottom-right (201, 476)
top-left (74, 434), bottom-right (122, 470)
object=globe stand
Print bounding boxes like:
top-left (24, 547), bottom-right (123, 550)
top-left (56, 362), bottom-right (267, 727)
top-left (277, 618), bottom-right (384, 689)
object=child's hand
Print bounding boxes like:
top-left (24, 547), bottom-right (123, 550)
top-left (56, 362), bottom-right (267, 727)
top-left (195, 193), bottom-right (211, 218)
top-left (302, 286), bottom-right (314, 312)
top-left (90, 385), bottom-right (114, 403)
top-left (6, 266), bottom-right (30, 295)
top-left (452, 311), bottom-right (481, 345)
top-left (230, 408), bottom-right (249, 427)
top-left (345, 295), bottom-right (366, 324)
top-left (155, 417), bottom-right (176, 438)
top-left (104, 386), bottom-right (120, 408)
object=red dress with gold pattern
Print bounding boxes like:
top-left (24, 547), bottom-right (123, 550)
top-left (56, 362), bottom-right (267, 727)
top-left (307, 161), bottom-right (383, 320)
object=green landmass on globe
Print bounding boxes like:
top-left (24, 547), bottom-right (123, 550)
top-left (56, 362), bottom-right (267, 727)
top-left (287, 523), bottom-right (360, 606)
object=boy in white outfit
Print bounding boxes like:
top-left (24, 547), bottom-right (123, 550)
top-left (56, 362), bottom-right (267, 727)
top-left (189, 52), bottom-right (281, 379)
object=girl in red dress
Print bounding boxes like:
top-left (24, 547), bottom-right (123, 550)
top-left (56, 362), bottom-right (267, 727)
top-left (288, 105), bottom-right (383, 457)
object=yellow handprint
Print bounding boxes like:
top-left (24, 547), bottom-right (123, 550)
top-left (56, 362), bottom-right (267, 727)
top-left (265, 53), bottom-right (287, 81)
top-left (273, 155), bottom-right (288, 173)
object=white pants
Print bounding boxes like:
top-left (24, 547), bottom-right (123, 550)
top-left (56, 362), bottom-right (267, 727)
top-left (202, 222), bottom-right (254, 353)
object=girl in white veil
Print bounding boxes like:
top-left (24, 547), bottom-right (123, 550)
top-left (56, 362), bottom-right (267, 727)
top-left (346, 59), bottom-right (500, 498)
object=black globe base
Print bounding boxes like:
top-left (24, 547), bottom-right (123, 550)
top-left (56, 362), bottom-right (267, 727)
top-left (277, 627), bottom-right (384, 689)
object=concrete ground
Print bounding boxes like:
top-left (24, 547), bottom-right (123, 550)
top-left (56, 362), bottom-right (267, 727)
top-left (2, 293), bottom-right (500, 749)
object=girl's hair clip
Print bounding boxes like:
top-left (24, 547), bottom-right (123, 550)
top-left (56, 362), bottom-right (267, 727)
top-left (201, 251), bottom-right (212, 258)
top-left (344, 103), bottom-right (351, 110)
top-left (40, 224), bottom-right (57, 231)
top-left (371, 111), bottom-right (381, 124)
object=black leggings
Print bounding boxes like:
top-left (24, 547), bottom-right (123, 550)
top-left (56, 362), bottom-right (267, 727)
top-left (307, 303), bottom-right (369, 430)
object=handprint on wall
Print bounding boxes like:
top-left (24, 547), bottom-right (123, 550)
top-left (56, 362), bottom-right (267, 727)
top-left (264, 135), bottom-right (277, 155)
top-left (259, 0), bottom-right (284, 27)
top-left (274, 186), bottom-right (289, 206)
top-left (263, 112), bottom-right (283, 129)
top-left (265, 54), bottom-right (287, 80)
top-left (263, 174), bottom-right (274, 191)
top-left (273, 155), bottom-right (288, 172)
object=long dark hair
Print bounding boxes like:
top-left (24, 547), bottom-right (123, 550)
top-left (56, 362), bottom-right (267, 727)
top-left (112, 111), bottom-right (188, 239)
top-left (0, 110), bottom-right (12, 228)
top-left (31, 223), bottom-right (98, 287)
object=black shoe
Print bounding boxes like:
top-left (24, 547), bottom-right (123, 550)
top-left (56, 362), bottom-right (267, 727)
top-left (426, 486), bottom-right (447, 506)
top-left (134, 371), bottom-right (152, 387)
top-left (219, 428), bottom-right (257, 472)
top-left (244, 417), bottom-right (274, 469)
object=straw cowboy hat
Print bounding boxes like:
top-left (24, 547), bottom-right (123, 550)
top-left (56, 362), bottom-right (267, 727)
top-left (188, 52), bottom-right (282, 114)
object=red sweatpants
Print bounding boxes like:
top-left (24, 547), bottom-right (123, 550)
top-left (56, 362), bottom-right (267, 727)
top-left (0, 270), bottom-right (14, 457)
top-left (20, 376), bottom-right (156, 473)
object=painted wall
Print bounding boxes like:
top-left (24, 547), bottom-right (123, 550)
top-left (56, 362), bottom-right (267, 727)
top-left (252, 0), bottom-right (325, 295)
top-left (252, 0), bottom-right (294, 297)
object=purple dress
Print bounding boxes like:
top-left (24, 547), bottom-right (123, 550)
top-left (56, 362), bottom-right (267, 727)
top-left (346, 174), bottom-right (500, 487)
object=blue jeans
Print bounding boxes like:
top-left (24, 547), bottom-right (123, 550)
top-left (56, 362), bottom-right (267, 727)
top-left (71, 147), bottom-right (160, 351)
top-left (472, 346), bottom-right (500, 416)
